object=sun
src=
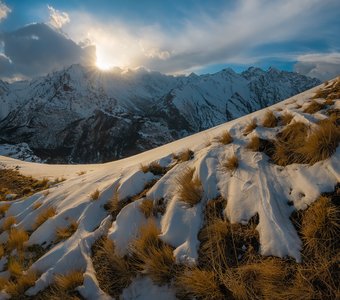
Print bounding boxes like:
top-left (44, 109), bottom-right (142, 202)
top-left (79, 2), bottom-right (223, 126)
top-left (96, 58), bottom-right (112, 71)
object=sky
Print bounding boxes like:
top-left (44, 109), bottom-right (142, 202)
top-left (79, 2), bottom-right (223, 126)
top-left (0, 0), bottom-right (340, 81)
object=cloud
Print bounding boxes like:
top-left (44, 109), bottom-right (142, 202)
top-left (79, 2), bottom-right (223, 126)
top-left (0, 1), bottom-right (11, 22)
top-left (62, 0), bottom-right (340, 74)
top-left (47, 5), bottom-right (70, 29)
top-left (294, 53), bottom-right (340, 81)
top-left (0, 23), bottom-right (96, 79)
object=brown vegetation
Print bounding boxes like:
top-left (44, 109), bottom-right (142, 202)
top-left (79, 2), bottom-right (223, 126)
top-left (246, 136), bottom-right (260, 151)
top-left (7, 228), bottom-right (29, 251)
top-left (313, 78), bottom-right (340, 100)
top-left (243, 119), bottom-right (257, 135)
top-left (176, 168), bottom-right (202, 207)
top-left (216, 131), bottom-right (233, 145)
top-left (139, 199), bottom-right (155, 218)
top-left (223, 154), bottom-right (239, 172)
top-left (2, 216), bottom-right (16, 231)
top-left (56, 220), bottom-right (78, 242)
top-left (303, 100), bottom-right (325, 114)
top-left (33, 206), bottom-right (57, 230)
top-left (141, 162), bottom-right (167, 175)
top-left (173, 149), bottom-right (194, 162)
top-left (262, 111), bottom-right (278, 128)
top-left (280, 112), bottom-right (294, 125)
top-left (90, 189), bottom-right (100, 200)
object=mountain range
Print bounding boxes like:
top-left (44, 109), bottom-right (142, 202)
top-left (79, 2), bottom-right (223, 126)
top-left (0, 65), bottom-right (320, 163)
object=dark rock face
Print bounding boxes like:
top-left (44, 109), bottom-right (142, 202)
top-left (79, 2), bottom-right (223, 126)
top-left (0, 65), bottom-right (320, 163)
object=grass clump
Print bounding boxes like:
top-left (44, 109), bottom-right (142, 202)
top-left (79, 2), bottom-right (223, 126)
top-left (262, 111), bottom-right (278, 128)
top-left (7, 257), bottom-right (23, 278)
top-left (141, 162), bottom-right (167, 175)
top-left (217, 131), bottom-right (233, 145)
top-left (90, 189), bottom-right (100, 200)
top-left (4, 271), bottom-right (38, 297)
top-left (176, 268), bottom-right (226, 300)
top-left (2, 216), bottom-right (16, 231)
top-left (313, 78), bottom-right (340, 100)
top-left (56, 220), bottom-right (78, 242)
top-left (32, 202), bottom-right (42, 210)
top-left (7, 228), bottom-right (29, 251)
top-left (173, 149), bottom-right (194, 162)
top-left (92, 237), bottom-right (134, 298)
top-left (243, 119), bottom-right (257, 135)
top-left (246, 136), bottom-right (260, 151)
top-left (303, 100), bottom-right (326, 114)
top-left (280, 112), bottom-right (294, 125)
top-left (129, 220), bottom-right (177, 285)
top-left (0, 203), bottom-right (10, 217)
top-left (33, 206), bottom-right (56, 230)
top-left (139, 199), bottom-right (155, 218)
top-left (176, 168), bottom-right (202, 207)
top-left (223, 154), bottom-right (239, 172)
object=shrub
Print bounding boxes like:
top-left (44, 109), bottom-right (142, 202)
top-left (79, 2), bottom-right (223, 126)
top-left (92, 238), bottom-right (134, 298)
top-left (2, 216), bottom-right (16, 231)
top-left (262, 111), bottom-right (278, 128)
top-left (217, 131), bottom-right (233, 145)
top-left (303, 101), bottom-right (325, 114)
top-left (33, 207), bottom-right (57, 230)
top-left (129, 220), bottom-right (176, 285)
top-left (90, 189), bottom-right (100, 201)
top-left (223, 154), bottom-right (239, 172)
top-left (56, 220), bottom-right (78, 242)
top-left (243, 119), bottom-right (257, 135)
top-left (139, 199), bottom-right (154, 218)
top-left (140, 162), bottom-right (167, 175)
top-left (176, 168), bottom-right (202, 207)
top-left (7, 228), bottom-right (29, 251)
top-left (173, 149), bottom-right (194, 162)
top-left (176, 268), bottom-right (226, 300)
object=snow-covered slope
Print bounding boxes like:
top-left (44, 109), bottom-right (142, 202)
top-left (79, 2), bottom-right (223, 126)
top-left (0, 65), bottom-right (320, 163)
top-left (0, 79), bottom-right (338, 299)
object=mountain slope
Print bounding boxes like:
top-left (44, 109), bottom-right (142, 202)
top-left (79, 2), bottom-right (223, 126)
top-left (0, 79), bottom-right (339, 299)
top-left (0, 65), bottom-right (320, 163)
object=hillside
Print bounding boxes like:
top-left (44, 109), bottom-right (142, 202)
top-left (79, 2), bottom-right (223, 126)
top-left (0, 65), bottom-right (320, 163)
top-left (0, 78), bottom-right (339, 299)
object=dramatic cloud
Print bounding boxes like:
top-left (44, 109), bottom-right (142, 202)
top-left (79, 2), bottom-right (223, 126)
top-left (47, 5), bottom-right (70, 29)
top-left (0, 23), bottom-right (95, 79)
top-left (0, 1), bottom-right (11, 22)
top-left (63, 0), bottom-right (340, 74)
top-left (295, 53), bottom-right (340, 81)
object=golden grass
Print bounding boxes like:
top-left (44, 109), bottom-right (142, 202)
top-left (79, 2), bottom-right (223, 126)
top-left (77, 171), bottom-right (86, 176)
top-left (139, 199), bottom-right (154, 218)
top-left (4, 271), bottom-right (38, 297)
top-left (33, 202), bottom-right (42, 210)
top-left (243, 119), bottom-right (257, 135)
top-left (2, 216), bottom-right (16, 231)
top-left (313, 78), bottom-right (340, 100)
top-left (303, 100), bottom-right (325, 114)
top-left (301, 196), bottom-right (339, 255)
top-left (0, 203), bottom-right (11, 217)
top-left (92, 237), bottom-right (134, 298)
top-left (90, 189), bottom-right (100, 201)
top-left (7, 257), bottom-right (23, 277)
top-left (33, 206), bottom-right (57, 230)
top-left (262, 111), bottom-right (278, 128)
top-left (217, 131), bottom-right (233, 145)
top-left (324, 98), bottom-right (334, 106)
top-left (173, 149), bottom-right (194, 162)
top-left (54, 270), bottom-right (83, 291)
top-left (280, 112), bottom-right (294, 125)
top-left (176, 268), bottom-right (226, 300)
top-left (129, 220), bottom-right (177, 285)
top-left (176, 167), bottom-right (202, 207)
top-left (56, 220), bottom-right (78, 242)
top-left (223, 154), bottom-right (239, 172)
top-left (246, 136), bottom-right (260, 152)
top-left (141, 162), bottom-right (167, 175)
top-left (7, 228), bottom-right (29, 251)
top-left (0, 169), bottom-right (49, 201)
top-left (0, 244), bottom-right (4, 259)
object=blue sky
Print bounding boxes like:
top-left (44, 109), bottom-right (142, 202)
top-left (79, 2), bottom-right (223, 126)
top-left (0, 0), bottom-right (340, 80)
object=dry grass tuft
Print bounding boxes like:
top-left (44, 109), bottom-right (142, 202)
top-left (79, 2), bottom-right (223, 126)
top-left (176, 168), bottom-right (202, 207)
top-left (324, 98), bottom-right (334, 106)
top-left (281, 112), bottom-right (294, 125)
top-left (303, 100), bottom-right (326, 114)
top-left (7, 228), bottom-right (29, 251)
top-left (33, 206), bottom-right (57, 230)
top-left (0, 244), bottom-right (4, 259)
top-left (301, 196), bottom-right (339, 255)
top-left (54, 270), bottom-right (84, 291)
top-left (90, 189), bottom-right (100, 201)
top-left (77, 171), bottom-right (86, 176)
top-left (313, 78), bottom-right (340, 100)
top-left (176, 268), bottom-right (226, 300)
top-left (56, 220), bottom-right (78, 242)
top-left (2, 216), bottom-right (16, 231)
top-left (223, 154), bottom-right (239, 172)
top-left (217, 131), bottom-right (233, 145)
top-left (246, 136), bottom-right (260, 152)
top-left (262, 111), bottom-right (278, 128)
top-left (32, 202), bottom-right (42, 210)
top-left (0, 203), bottom-right (11, 217)
top-left (140, 162), bottom-right (167, 175)
top-left (243, 119), bottom-right (257, 135)
top-left (7, 257), bottom-right (23, 277)
top-left (173, 149), bottom-right (194, 162)
top-left (92, 237), bottom-right (134, 298)
top-left (129, 220), bottom-right (177, 285)
top-left (139, 199), bottom-right (154, 218)
top-left (5, 271), bottom-right (38, 297)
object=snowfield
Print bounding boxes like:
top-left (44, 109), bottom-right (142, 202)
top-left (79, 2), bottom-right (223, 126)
top-left (0, 79), bottom-right (339, 299)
